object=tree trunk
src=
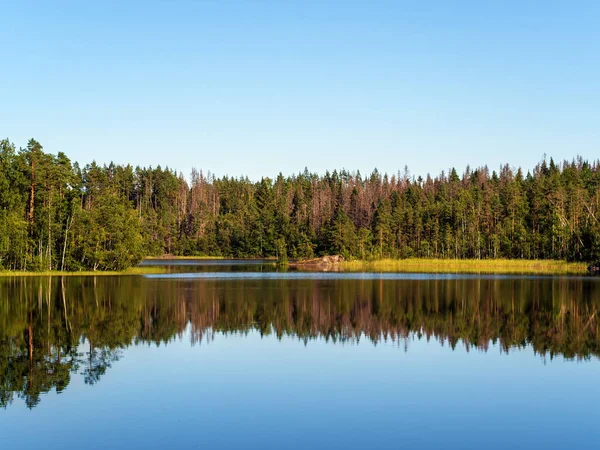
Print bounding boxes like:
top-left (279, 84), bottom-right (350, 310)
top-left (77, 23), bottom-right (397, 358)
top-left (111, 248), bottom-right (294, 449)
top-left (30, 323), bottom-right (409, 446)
top-left (29, 160), bottom-right (35, 225)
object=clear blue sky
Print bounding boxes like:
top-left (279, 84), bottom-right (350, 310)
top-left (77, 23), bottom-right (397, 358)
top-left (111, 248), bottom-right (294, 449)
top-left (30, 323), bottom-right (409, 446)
top-left (2, 1), bottom-right (598, 180)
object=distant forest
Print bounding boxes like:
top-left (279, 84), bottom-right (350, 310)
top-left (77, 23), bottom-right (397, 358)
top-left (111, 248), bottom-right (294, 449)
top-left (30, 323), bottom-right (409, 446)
top-left (1, 138), bottom-right (599, 271)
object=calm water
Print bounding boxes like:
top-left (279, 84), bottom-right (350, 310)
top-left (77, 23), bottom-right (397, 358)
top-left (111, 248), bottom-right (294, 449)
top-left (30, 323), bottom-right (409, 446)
top-left (2, 260), bottom-right (600, 449)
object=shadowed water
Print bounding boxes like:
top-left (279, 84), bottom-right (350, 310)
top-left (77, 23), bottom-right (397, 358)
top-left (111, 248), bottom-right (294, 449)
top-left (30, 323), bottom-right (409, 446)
top-left (1, 261), bottom-right (600, 449)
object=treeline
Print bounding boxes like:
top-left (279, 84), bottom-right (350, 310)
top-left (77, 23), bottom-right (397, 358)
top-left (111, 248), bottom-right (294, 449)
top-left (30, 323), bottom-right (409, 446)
top-left (2, 276), bottom-right (599, 407)
top-left (1, 138), bottom-right (600, 270)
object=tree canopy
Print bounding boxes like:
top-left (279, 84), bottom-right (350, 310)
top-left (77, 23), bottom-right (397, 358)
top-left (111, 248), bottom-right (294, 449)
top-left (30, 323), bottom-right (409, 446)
top-left (1, 137), bottom-right (599, 271)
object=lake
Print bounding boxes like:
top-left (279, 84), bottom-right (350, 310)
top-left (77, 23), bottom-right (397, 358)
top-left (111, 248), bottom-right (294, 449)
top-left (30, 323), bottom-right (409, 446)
top-left (1, 260), bottom-right (600, 449)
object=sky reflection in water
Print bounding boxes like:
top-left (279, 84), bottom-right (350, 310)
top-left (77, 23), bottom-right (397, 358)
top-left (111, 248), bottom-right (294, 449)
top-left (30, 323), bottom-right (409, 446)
top-left (1, 263), bottom-right (600, 449)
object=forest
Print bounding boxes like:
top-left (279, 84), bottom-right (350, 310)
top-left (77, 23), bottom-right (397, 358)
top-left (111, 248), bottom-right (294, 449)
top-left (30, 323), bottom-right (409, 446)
top-left (1, 137), bottom-right (599, 271)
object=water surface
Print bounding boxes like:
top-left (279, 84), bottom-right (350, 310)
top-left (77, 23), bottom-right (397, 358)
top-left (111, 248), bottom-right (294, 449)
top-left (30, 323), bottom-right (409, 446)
top-left (1, 260), bottom-right (600, 449)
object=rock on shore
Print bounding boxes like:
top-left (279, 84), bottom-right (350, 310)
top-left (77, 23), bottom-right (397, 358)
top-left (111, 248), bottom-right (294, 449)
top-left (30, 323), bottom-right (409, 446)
top-left (289, 255), bottom-right (345, 268)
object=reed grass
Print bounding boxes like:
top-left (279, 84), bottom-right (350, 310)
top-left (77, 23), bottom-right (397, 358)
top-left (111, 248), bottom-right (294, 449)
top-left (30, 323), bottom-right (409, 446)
top-left (341, 258), bottom-right (589, 275)
top-left (0, 266), bottom-right (169, 277)
top-left (0, 258), bottom-right (590, 276)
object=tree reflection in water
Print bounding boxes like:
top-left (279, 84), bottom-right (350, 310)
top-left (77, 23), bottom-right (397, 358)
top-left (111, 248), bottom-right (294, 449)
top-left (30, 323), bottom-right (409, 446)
top-left (1, 275), bottom-right (599, 408)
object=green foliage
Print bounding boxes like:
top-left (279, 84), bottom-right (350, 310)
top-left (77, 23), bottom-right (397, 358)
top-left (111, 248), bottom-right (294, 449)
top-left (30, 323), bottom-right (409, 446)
top-left (71, 192), bottom-right (144, 270)
top-left (0, 138), bottom-right (599, 268)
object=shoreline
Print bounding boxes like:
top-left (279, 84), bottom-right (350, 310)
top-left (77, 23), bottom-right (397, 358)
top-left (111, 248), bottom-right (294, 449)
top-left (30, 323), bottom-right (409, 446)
top-left (0, 258), bottom-right (592, 277)
top-left (142, 255), bottom-right (226, 260)
top-left (340, 258), bottom-right (590, 275)
top-left (0, 266), bottom-right (169, 277)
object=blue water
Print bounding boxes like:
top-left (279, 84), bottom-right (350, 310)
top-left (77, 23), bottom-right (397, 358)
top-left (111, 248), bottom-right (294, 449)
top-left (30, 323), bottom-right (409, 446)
top-left (3, 329), bottom-right (600, 449)
top-left (1, 261), bottom-right (599, 449)
top-left (139, 258), bottom-right (269, 266)
top-left (144, 270), bottom-right (598, 281)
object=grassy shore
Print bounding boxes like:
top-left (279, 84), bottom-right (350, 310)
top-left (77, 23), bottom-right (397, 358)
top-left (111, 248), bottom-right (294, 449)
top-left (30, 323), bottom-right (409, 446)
top-left (340, 258), bottom-right (589, 275)
top-left (0, 256), bottom-right (263, 277)
top-left (0, 258), bottom-right (591, 276)
top-left (0, 266), bottom-right (169, 277)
